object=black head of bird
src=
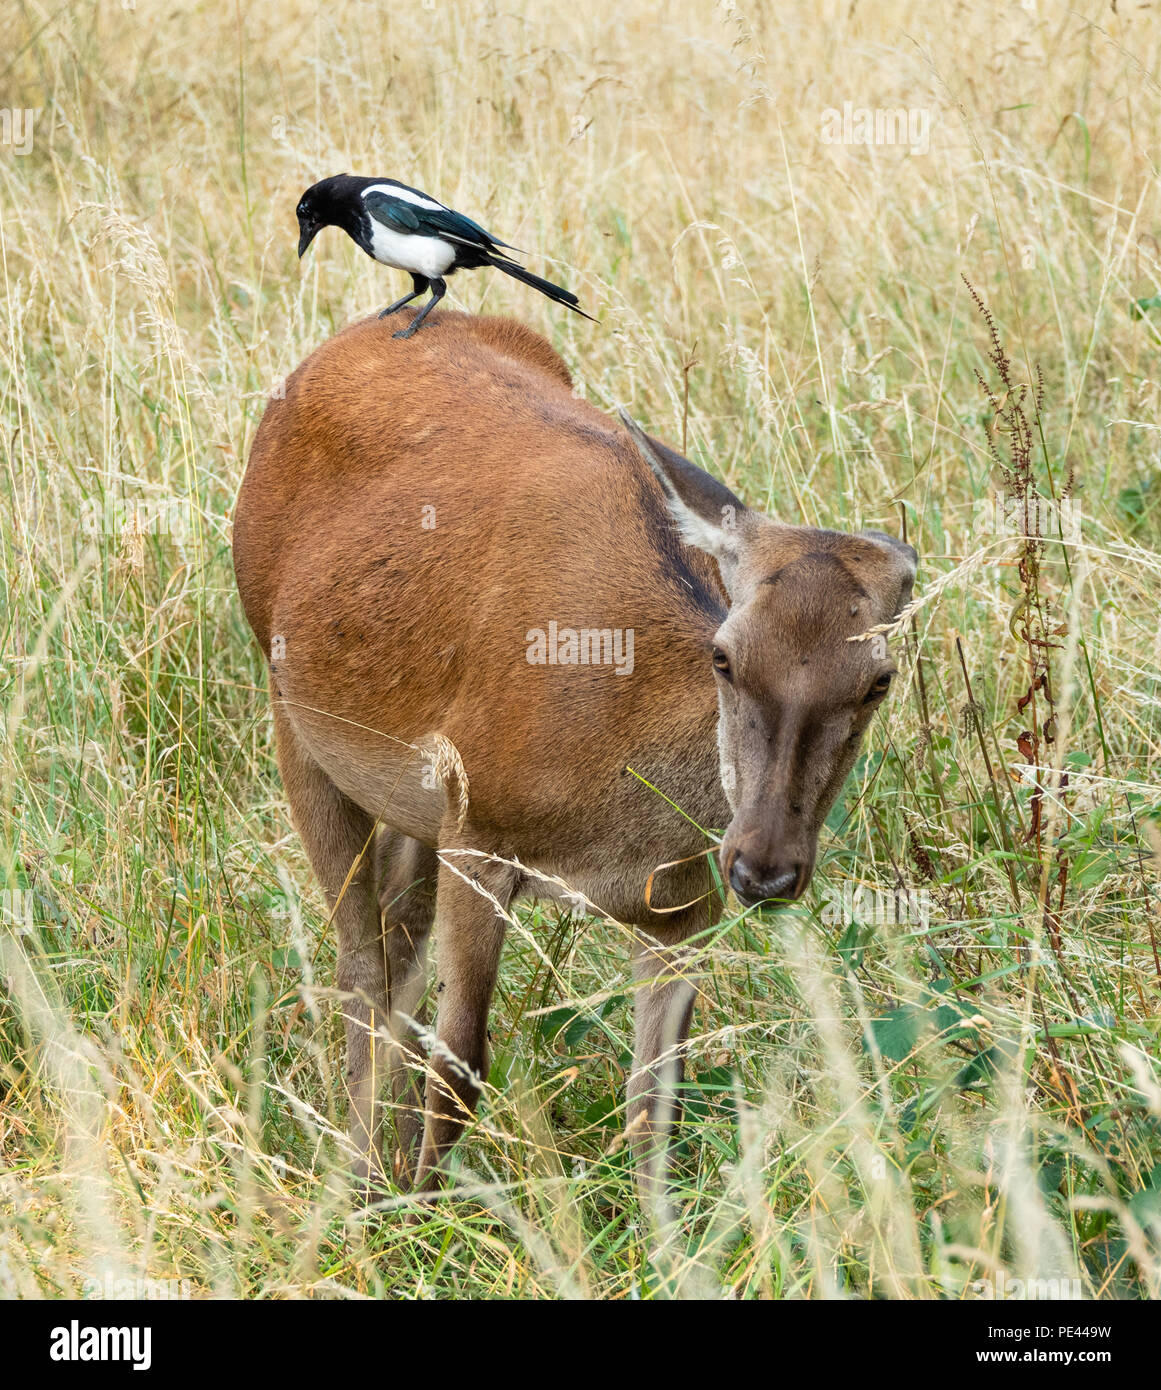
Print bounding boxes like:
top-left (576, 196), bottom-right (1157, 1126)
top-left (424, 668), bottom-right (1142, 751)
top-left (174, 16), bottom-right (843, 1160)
top-left (296, 173), bottom-right (360, 259)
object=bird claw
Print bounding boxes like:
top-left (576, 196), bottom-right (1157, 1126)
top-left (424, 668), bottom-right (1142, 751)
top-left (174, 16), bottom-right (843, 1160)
top-left (392, 328), bottom-right (416, 340)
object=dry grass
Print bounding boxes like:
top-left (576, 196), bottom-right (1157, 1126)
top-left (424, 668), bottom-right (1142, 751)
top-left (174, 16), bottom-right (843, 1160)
top-left (1, 0), bottom-right (1160, 1299)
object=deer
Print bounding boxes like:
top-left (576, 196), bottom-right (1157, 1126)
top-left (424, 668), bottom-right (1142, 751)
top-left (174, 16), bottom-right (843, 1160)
top-left (231, 310), bottom-right (917, 1218)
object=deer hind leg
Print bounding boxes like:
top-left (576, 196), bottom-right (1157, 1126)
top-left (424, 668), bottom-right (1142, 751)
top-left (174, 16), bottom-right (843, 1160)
top-left (272, 703), bottom-right (387, 1196)
top-left (627, 919), bottom-right (704, 1226)
top-left (412, 851), bottom-right (514, 1192)
top-left (375, 830), bottom-right (438, 1184)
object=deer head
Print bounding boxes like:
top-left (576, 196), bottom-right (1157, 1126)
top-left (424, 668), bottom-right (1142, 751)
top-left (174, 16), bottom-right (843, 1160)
top-left (621, 411), bottom-right (916, 909)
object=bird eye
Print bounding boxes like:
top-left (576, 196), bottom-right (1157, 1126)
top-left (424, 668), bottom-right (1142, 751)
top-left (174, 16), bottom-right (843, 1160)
top-left (712, 647), bottom-right (732, 681)
top-left (865, 673), bottom-right (894, 702)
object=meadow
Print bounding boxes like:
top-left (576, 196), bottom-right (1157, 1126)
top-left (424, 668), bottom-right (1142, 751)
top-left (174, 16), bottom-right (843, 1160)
top-left (1, 0), bottom-right (1160, 1299)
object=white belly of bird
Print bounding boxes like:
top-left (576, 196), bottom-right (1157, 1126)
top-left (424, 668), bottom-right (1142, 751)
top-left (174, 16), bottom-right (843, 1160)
top-left (366, 222), bottom-right (457, 279)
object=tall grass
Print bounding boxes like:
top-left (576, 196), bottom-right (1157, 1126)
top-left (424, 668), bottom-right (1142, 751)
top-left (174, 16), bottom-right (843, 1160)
top-left (1, 0), bottom-right (1159, 1298)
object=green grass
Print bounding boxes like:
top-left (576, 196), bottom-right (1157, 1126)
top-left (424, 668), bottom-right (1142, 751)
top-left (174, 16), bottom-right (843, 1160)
top-left (1, 0), bottom-right (1160, 1298)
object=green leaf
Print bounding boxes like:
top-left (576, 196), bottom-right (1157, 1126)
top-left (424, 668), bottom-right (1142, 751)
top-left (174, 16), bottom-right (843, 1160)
top-left (537, 1006), bottom-right (600, 1049)
top-left (1128, 1164), bottom-right (1161, 1229)
top-left (953, 1040), bottom-right (1018, 1090)
top-left (868, 1005), bottom-right (929, 1062)
top-left (581, 1093), bottom-right (619, 1128)
top-left (693, 1065), bottom-right (734, 1095)
top-left (836, 919), bottom-right (869, 970)
top-left (1071, 849), bottom-right (1114, 888)
top-left (1116, 483), bottom-right (1149, 523)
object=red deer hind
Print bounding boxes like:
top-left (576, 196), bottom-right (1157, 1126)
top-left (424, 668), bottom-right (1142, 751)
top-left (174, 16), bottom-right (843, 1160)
top-left (232, 311), bottom-right (916, 1212)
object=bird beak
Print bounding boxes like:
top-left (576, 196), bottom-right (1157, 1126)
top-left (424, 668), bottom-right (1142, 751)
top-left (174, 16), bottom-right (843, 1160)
top-left (297, 222), bottom-right (320, 258)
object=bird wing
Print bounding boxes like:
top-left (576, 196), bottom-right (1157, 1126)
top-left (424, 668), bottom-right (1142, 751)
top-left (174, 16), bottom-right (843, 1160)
top-left (362, 188), bottom-right (520, 252)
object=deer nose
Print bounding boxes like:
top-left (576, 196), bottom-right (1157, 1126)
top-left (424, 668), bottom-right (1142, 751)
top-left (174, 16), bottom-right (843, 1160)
top-left (729, 857), bottom-right (801, 907)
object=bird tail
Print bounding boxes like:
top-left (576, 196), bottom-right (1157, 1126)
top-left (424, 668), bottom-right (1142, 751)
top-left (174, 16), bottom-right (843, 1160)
top-left (484, 254), bottom-right (597, 321)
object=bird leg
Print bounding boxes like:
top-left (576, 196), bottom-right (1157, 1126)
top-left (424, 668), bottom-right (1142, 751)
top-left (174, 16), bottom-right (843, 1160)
top-left (378, 275), bottom-right (429, 319)
top-left (393, 278), bottom-right (446, 339)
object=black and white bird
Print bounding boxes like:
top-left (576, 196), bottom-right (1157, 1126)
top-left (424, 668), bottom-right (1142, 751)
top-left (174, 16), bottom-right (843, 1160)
top-left (295, 174), bottom-right (594, 337)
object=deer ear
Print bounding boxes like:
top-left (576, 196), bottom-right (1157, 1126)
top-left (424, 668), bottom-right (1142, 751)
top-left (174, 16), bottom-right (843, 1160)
top-left (619, 409), bottom-right (750, 586)
top-left (861, 530), bottom-right (918, 613)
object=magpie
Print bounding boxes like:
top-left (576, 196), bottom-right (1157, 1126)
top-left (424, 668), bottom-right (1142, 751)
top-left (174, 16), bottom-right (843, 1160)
top-left (296, 174), bottom-right (595, 337)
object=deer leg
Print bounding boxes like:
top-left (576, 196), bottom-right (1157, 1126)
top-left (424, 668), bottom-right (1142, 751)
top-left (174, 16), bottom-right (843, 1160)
top-left (272, 702), bottom-right (387, 1196)
top-left (627, 924), bottom-right (701, 1225)
top-left (375, 830), bottom-right (438, 1184)
top-left (412, 852), bottom-right (512, 1190)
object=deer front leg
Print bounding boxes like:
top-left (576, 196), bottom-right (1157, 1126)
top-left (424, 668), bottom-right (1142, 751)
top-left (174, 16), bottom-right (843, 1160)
top-left (627, 930), bottom-right (698, 1226)
top-left (412, 853), bottom-right (512, 1191)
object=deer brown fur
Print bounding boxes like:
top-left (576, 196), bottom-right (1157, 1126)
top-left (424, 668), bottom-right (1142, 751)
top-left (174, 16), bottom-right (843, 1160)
top-left (232, 310), bottom-right (916, 1214)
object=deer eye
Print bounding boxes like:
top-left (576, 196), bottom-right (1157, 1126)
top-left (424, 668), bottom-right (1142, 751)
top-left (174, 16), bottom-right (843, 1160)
top-left (712, 647), bottom-right (733, 681)
top-left (865, 673), bottom-right (894, 702)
